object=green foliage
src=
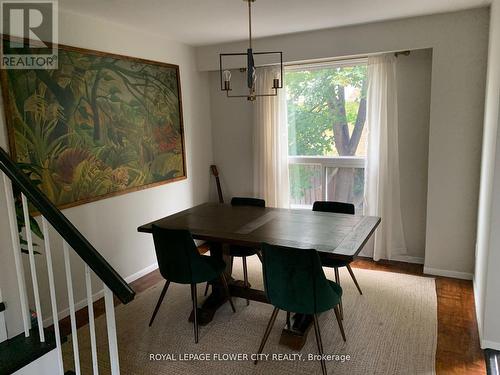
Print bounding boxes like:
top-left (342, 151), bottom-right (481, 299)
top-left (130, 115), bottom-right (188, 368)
top-left (289, 164), bottom-right (320, 201)
top-left (4, 48), bottom-right (185, 208)
top-left (286, 65), bottom-right (367, 157)
top-left (286, 64), bottom-right (367, 201)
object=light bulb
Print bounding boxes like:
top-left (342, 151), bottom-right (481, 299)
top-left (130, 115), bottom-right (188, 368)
top-left (223, 70), bottom-right (231, 91)
top-left (273, 71), bottom-right (280, 89)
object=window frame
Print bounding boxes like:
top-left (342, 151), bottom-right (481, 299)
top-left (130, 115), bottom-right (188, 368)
top-left (285, 58), bottom-right (368, 208)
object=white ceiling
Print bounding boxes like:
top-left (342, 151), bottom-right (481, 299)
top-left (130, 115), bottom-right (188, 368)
top-left (59, 0), bottom-right (490, 46)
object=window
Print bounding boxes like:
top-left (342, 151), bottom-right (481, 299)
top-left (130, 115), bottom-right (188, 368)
top-left (286, 60), bottom-right (368, 212)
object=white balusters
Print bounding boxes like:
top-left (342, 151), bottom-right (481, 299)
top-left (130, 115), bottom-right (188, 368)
top-left (85, 265), bottom-right (99, 375)
top-left (42, 218), bottom-right (64, 375)
top-left (63, 240), bottom-right (81, 375)
top-left (0, 172), bottom-right (128, 375)
top-left (20, 194), bottom-right (44, 342)
top-left (104, 285), bottom-right (120, 375)
top-left (1, 170), bottom-right (126, 374)
top-left (2, 173), bottom-right (30, 337)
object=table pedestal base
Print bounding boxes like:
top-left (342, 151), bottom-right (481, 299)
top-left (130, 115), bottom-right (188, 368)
top-left (188, 243), bottom-right (314, 349)
top-left (189, 278), bottom-right (313, 350)
top-left (188, 279), bottom-right (244, 326)
top-left (279, 314), bottom-right (313, 350)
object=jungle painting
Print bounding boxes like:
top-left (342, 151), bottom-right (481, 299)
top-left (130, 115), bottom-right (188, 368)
top-left (0, 42), bottom-right (186, 210)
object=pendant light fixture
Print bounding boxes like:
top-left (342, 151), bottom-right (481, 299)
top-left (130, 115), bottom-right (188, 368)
top-left (219, 0), bottom-right (283, 101)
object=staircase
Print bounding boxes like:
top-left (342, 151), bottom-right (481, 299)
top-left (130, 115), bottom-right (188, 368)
top-left (0, 147), bottom-right (135, 374)
top-left (0, 328), bottom-right (57, 374)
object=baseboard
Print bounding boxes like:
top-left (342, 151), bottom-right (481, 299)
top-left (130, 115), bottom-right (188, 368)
top-left (423, 266), bottom-right (473, 280)
top-left (482, 339), bottom-right (500, 351)
top-left (473, 276), bottom-right (484, 338)
top-left (124, 262), bottom-right (158, 283)
top-left (389, 255), bottom-right (425, 264)
top-left (43, 262), bottom-right (159, 327)
top-left (42, 289), bottom-right (105, 327)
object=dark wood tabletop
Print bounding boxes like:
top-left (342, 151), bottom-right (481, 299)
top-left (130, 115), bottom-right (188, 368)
top-left (138, 202), bottom-right (381, 260)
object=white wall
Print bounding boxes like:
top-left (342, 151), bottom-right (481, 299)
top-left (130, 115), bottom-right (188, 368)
top-left (216, 9), bottom-right (489, 278)
top-left (13, 349), bottom-right (59, 375)
top-left (397, 49), bottom-right (432, 261)
top-left (202, 8), bottom-right (489, 275)
top-left (0, 9), bottom-right (214, 336)
top-left (209, 69), bottom-right (254, 200)
top-left (475, 0), bottom-right (500, 350)
top-left (209, 50), bottom-right (433, 261)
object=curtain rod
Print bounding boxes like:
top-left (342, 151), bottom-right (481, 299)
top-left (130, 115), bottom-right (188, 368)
top-left (394, 50), bottom-right (411, 57)
top-left (285, 56), bottom-right (367, 68)
top-left (232, 50), bottom-right (412, 72)
top-left (285, 50), bottom-right (412, 68)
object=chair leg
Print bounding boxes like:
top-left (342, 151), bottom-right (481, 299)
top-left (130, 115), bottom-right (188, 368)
top-left (254, 307), bottom-right (280, 365)
top-left (148, 280), bottom-right (170, 327)
top-left (242, 257), bottom-right (250, 306)
top-left (346, 264), bottom-right (363, 295)
top-left (190, 284), bottom-right (199, 343)
top-left (313, 314), bottom-right (327, 375)
top-left (333, 305), bottom-right (346, 342)
top-left (220, 273), bottom-right (236, 313)
top-left (334, 267), bottom-right (343, 320)
top-left (286, 311), bottom-right (291, 329)
top-left (204, 282), bottom-right (210, 296)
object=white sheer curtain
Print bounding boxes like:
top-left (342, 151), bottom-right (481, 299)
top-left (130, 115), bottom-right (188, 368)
top-left (253, 66), bottom-right (290, 208)
top-left (364, 54), bottom-right (407, 261)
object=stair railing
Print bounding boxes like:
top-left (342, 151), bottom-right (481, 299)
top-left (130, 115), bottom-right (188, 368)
top-left (0, 147), bottom-right (135, 375)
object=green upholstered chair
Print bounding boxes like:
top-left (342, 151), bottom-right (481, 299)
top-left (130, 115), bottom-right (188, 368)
top-left (204, 197), bottom-right (265, 305)
top-left (255, 243), bottom-right (345, 375)
top-left (149, 225), bottom-right (236, 343)
top-left (312, 201), bottom-right (362, 319)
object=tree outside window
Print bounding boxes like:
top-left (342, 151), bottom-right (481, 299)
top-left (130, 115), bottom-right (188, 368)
top-left (286, 62), bottom-right (367, 210)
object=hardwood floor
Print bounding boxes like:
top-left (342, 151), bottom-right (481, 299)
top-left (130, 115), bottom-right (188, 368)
top-left (352, 257), bottom-right (485, 374)
top-left (55, 254), bottom-right (486, 374)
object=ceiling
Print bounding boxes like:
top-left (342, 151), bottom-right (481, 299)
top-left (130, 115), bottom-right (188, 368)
top-left (59, 0), bottom-right (490, 46)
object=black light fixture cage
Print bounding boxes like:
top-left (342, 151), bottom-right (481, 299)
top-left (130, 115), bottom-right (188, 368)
top-left (219, 51), bottom-right (283, 99)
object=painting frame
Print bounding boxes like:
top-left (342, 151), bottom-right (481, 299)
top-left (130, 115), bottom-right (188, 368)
top-left (0, 35), bottom-right (187, 212)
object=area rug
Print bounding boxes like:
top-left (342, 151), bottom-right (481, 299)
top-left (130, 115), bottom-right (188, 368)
top-left (62, 257), bottom-right (437, 374)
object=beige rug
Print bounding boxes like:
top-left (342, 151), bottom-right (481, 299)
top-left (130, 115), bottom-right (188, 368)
top-left (62, 257), bottom-right (437, 375)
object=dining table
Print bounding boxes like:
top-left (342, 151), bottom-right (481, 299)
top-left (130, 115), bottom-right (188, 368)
top-left (138, 202), bottom-right (381, 350)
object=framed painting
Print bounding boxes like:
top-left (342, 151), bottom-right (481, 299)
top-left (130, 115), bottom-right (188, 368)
top-left (0, 37), bottom-right (186, 211)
